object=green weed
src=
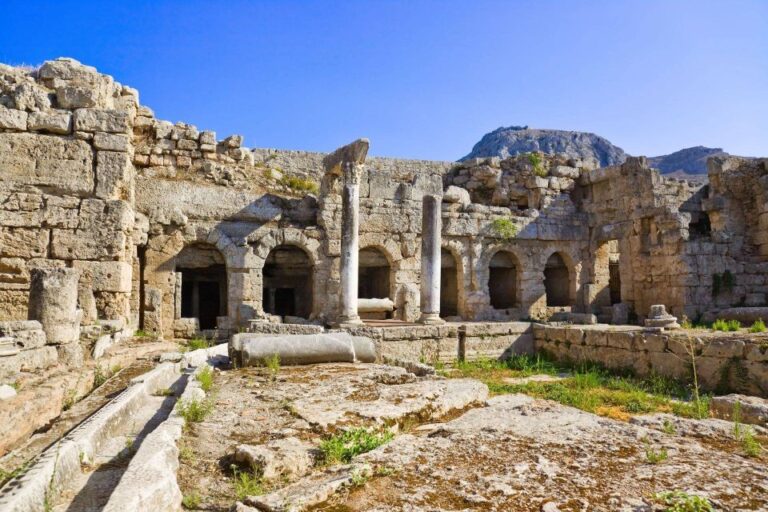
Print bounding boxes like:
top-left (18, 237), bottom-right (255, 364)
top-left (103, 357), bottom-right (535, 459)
top-left (176, 399), bottom-right (213, 424)
top-left (262, 353), bottom-right (280, 381)
top-left (653, 491), bottom-right (713, 511)
top-left (320, 428), bottom-right (394, 464)
top-left (280, 175), bottom-right (319, 194)
top-left (712, 319), bottom-right (740, 332)
top-left (662, 419), bottom-right (677, 435)
top-left (182, 492), bottom-right (201, 509)
top-left (93, 366), bottom-right (108, 388)
top-left (491, 217), bottom-right (518, 240)
top-left (196, 366), bottom-right (214, 392)
top-left (231, 466), bottom-right (265, 500)
top-left (749, 318), bottom-right (766, 333)
top-left (644, 444), bottom-right (669, 464)
top-left (187, 337), bottom-right (210, 351)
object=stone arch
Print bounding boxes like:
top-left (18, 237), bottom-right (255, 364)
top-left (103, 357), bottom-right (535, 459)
top-left (544, 250), bottom-right (575, 307)
top-left (174, 242), bottom-right (227, 330)
top-left (249, 228), bottom-right (322, 318)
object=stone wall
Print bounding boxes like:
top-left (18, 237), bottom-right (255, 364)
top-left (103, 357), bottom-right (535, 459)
top-left (534, 324), bottom-right (768, 397)
top-left (0, 58), bottom-right (137, 326)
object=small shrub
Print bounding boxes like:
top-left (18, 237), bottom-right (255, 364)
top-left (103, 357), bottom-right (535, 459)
top-left (350, 467), bottom-right (370, 486)
top-left (320, 428), bottom-right (394, 464)
top-left (179, 445), bottom-right (195, 462)
top-left (187, 337), bottom-right (210, 351)
top-left (653, 490), bottom-right (713, 512)
top-left (645, 445), bottom-right (669, 464)
top-left (527, 152), bottom-right (547, 177)
top-left (196, 366), bottom-right (214, 392)
top-left (491, 217), bottom-right (518, 240)
top-left (280, 175), bottom-right (319, 194)
top-left (176, 399), bottom-right (213, 424)
top-left (749, 318), bottom-right (766, 333)
top-left (662, 419), bottom-right (677, 435)
top-left (263, 167), bottom-right (274, 180)
top-left (181, 493), bottom-right (201, 509)
top-left (231, 466), bottom-right (264, 500)
top-left (153, 388), bottom-right (174, 397)
top-left (712, 319), bottom-right (740, 332)
top-left (741, 427), bottom-right (762, 458)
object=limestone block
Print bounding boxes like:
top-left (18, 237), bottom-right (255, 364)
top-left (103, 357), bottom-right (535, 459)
top-left (0, 384), bottom-right (17, 400)
top-left (199, 130), bottom-right (216, 145)
top-left (443, 185), bottom-right (471, 206)
top-left (584, 329), bottom-right (608, 346)
top-left (0, 228), bottom-right (49, 258)
top-left (28, 268), bottom-right (81, 344)
top-left (73, 108), bottom-right (130, 133)
top-left (51, 229), bottom-right (127, 260)
top-left (234, 438), bottom-right (315, 481)
top-left (78, 281), bottom-right (99, 324)
top-left (56, 84), bottom-right (100, 109)
top-left (605, 331), bottom-right (636, 351)
top-left (0, 106), bottom-right (27, 130)
top-left (94, 132), bottom-right (130, 151)
top-left (222, 134), bottom-right (243, 148)
top-left (56, 342), bottom-right (84, 367)
top-left (635, 333), bottom-right (667, 353)
top-left (11, 82), bottom-right (51, 111)
top-left (711, 394), bottom-right (768, 427)
top-left (0, 133), bottom-right (94, 196)
top-left (72, 261), bottom-right (132, 293)
top-left (17, 346), bottom-right (58, 371)
top-left (95, 150), bottom-right (133, 200)
top-left (27, 110), bottom-right (72, 134)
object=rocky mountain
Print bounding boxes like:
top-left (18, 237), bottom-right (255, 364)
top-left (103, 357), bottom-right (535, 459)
top-left (463, 126), bottom-right (730, 177)
top-left (647, 146), bottom-right (728, 175)
top-left (461, 126), bottom-right (627, 167)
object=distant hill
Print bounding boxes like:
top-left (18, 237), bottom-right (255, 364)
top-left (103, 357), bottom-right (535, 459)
top-left (646, 146), bottom-right (728, 175)
top-left (463, 126), bottom-right (730, 177)
top-left (461, 126), bottom-right (627, 167)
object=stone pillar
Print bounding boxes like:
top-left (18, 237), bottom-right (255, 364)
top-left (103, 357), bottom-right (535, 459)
top-left (28, 268), bottom-right (84, 366)
top-left (338, 162), bottom-right (363, 325)
top-left (419, 194), bottom-right (444, 324)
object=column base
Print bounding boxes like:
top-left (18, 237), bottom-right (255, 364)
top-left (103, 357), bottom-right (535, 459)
top-left (334, 314), bottom-right (364, 328)
top-left (418, 313), bottom-right (445, 325)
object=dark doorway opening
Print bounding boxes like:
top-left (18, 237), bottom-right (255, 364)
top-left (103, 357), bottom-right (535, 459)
top-left (440, 249), bottom-right (459, 317)
top-left (359, 247), bottom-right (391, 300)
top-left (263, 245), bottom-right (313, 319)
top-left (489, 251), bottom-right (518, 309)
top-left (178, 264), bottom-right (227, 330)
top-left (544, 253), bottom-right (571, 307)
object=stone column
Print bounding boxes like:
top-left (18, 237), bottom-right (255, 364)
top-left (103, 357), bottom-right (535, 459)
top-left (28, 267), bottom-right (84, 367)
top-left (419, 194), bottom-right (444, 324)
top-left (338, 162), bottom-right (363, 325)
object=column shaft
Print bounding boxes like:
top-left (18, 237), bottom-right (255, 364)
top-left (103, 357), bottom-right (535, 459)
top-left (339, 174), bottom-right (362, 324)
top-left (420, 194), bottom-right (444, 324)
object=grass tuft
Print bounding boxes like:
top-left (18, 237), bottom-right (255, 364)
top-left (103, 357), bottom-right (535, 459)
top-left (749, 318), bottom-right (766, 333)
top-left (320, 428), bottom-right (394, 465)
top-left (176, 399), bottom-right (213, 424)
top-left (196, 366), bottom-right (214, 392)
top-left (231, 465), bottom-right (265, 500)
top-left (653, 490), bottom-right (713, 511)
top-left (712, 318), bottom-right (740, 332)
top-left (187, 337), bottom-right (211, 351)
top-left (181, 492), bottom-right (201, 509)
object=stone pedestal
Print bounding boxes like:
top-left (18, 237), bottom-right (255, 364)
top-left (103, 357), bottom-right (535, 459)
top-left (419, 194), bottom-right (444, 324)
top-left (28, 268), bottom-right (82, 345)
top-left (644, 304), bottom-right (680, 330)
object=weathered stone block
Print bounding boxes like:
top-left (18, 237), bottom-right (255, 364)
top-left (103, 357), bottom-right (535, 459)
top-left (51, 229), bottom-right (127, 260)
top-left (0, 133), bottom-right (93, 195)
top-left (0, 228), bottom-right (49, 258)
top-left (56, 84), bottom-right (100, 109)
top-left (27, 110), bottom-right (72, 134)
top-left (93, 132), bottom-right (130, 151)
top-left (95, 151), bottom-right (133, 200)
top-left (0, 106), bottom-right (27, 130)
top-left (17, 346), bottom-right (58, 372)
top-left (72, 260), bottom-right (132, 293)
top-left (73, 108), bottom-right (130, 133)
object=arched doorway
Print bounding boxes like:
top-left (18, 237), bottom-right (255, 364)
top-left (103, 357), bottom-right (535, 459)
top-left (176, 243), bottom-right (227, 330)
top-left (358, 247), bottom-right (391, 319)
top-left (440, 249), bottom-right (459, 317)
top-left (544, 252), bottom-right (571, 307)
top-left (488, 251), bottom-right (519, 309)
top-left (262, 245), bottom-right (313, 319)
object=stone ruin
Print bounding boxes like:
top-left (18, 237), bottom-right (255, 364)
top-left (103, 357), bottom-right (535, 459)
top-left (0, 57), bottom-right (767, 512)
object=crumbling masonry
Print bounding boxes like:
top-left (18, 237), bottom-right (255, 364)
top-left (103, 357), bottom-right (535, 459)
top-left (1, 58), bottom-right (768, 376)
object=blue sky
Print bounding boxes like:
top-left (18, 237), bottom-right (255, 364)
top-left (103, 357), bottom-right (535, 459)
top-left (1, 1), bottom-right (766, 160)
